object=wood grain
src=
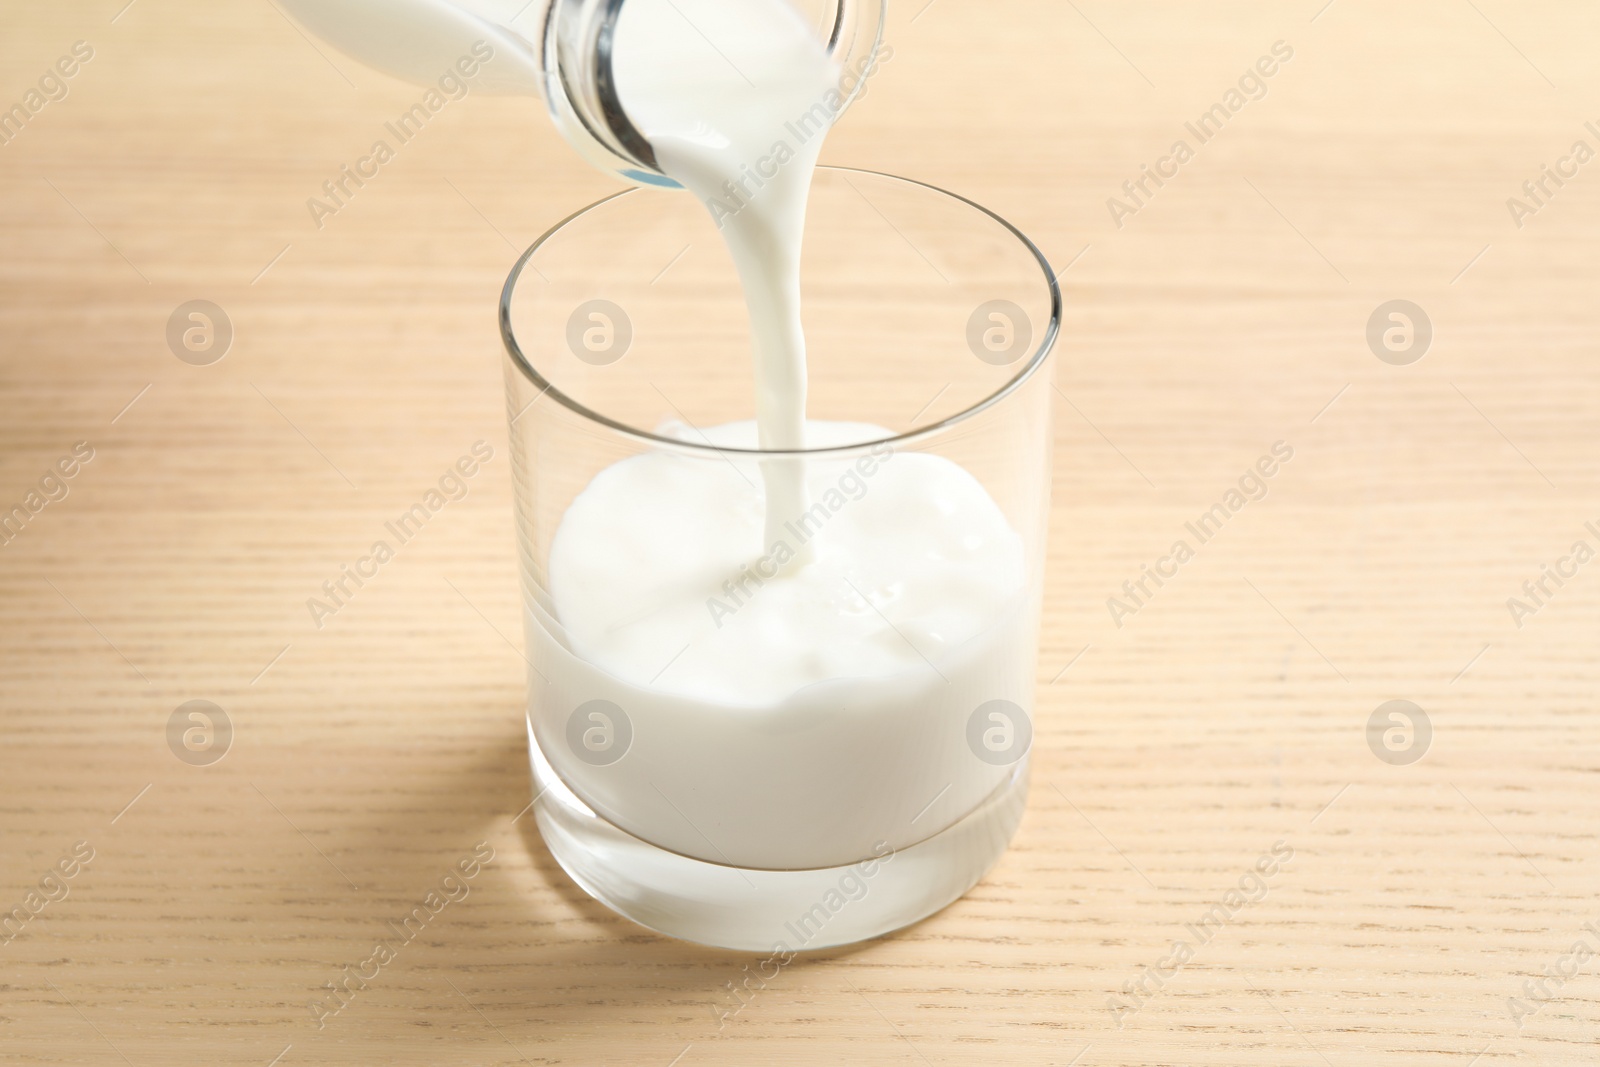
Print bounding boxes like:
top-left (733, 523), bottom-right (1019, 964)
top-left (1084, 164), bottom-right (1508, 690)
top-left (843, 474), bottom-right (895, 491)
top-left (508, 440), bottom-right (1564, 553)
top-left (3, 1), bottom-right (1599, 1064)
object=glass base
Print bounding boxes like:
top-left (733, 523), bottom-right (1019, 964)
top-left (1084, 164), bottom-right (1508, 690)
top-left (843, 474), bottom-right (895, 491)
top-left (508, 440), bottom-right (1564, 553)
top-left (527, 717), bottom-right (1029, 951)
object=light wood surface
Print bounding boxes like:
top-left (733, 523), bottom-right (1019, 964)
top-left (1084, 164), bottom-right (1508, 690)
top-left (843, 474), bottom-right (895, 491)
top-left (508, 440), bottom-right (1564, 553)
top-left (4, 1), bottom-right (1599, 1063)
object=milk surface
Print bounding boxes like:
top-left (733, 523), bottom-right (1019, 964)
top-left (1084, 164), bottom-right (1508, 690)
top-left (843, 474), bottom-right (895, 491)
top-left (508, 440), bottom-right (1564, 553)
top-left (549, 420), bottom-right (1025, 706)
top-left (535, 0), bottom-right (1035, 869)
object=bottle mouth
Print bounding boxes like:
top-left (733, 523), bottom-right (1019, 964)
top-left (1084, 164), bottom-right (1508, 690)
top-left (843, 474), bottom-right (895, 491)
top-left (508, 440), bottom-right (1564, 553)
top-left (542, 0), bottom-right (887, 184)
top-left (590, 0), bottom-right (667, 179)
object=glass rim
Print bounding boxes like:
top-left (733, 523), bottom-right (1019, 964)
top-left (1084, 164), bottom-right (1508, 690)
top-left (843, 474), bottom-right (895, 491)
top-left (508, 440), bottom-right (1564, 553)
top-left (499, 166), bottom-right (1062, 460)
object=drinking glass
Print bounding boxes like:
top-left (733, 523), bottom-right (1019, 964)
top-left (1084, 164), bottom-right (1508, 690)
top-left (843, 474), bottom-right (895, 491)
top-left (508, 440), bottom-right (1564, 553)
top-left (501, 167), bottom-right (1059, 950)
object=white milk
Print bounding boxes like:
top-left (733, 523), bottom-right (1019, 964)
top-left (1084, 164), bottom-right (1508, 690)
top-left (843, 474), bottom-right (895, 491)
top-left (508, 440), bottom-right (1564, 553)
top-left (550, 421), bottom-right (1024, 706)
top-left (276, 0), bottom-right (543, 92)
top-left (535, 0), bottom-right (1034, 870)
top-left (538, 423), bottom-right (1034, 871)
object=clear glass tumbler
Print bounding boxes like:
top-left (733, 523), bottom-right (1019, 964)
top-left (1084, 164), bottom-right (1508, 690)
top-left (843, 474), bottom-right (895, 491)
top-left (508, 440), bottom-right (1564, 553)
top-left (501, 167), bottom-right (1059, 951)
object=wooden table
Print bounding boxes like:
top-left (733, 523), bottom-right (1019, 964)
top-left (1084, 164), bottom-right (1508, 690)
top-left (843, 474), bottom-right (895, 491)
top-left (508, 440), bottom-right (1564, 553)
top-left (3, 1), bottom-right (1597, 1063)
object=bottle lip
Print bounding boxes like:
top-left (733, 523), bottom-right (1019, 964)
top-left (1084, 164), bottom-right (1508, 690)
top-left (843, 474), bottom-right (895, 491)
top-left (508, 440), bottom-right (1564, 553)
top-left (538, 0), bottom-right (652, 181)
top-left (499, 167), bottom-right (1063, 461)
top-left (590, 0), bottom-right (662, 174)
top-left (542, 0), bottom-right (887, 182)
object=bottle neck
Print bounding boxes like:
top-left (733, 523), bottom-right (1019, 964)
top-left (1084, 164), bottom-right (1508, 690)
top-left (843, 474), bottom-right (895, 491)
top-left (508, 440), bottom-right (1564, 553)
top-left (539, 0), bottom-right (885, 186)
top-left (541, 0), bottom-right (674, 184)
